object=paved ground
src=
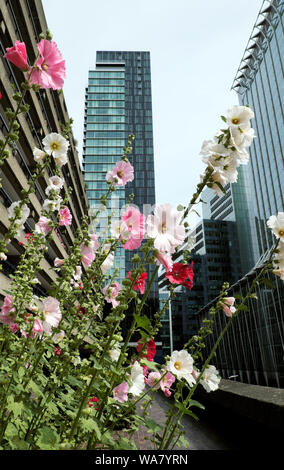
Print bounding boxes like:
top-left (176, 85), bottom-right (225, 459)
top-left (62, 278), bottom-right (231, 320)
top-left (117, 391), bottom-right (236, 451)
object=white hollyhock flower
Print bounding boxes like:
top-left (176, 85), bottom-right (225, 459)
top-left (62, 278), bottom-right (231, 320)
top-left (42, 296), bottom-right (62, 328)
top-left (267, 212), bottom-right (284, 243)
top-left (199, 365), bottom-right (221, 393)
top-left (45, 176), bottom-right (64, 195)
top-left (273, 269), bottom-right (284, 281)
top-left (225, 105), bottom-right (254, 131)
top-left (8, 201), bottom-right (30, 224)
top-left (167, 350), bottom-right (195, 387)
top-left (101, 244), bottom-right (114, 274)
top-left (33, 147), bottom-right (46, 163)
top-left (200, 139), bottom-right (231, 167)
top-left (146, 203), bottom-right (185, 254)
top-left (129, 361), bottom-right (145, 396)
top-left (230, 126), bottom-right (255, 152)
top-left (272, 243), bottom-right (284, 269)
top-left (73, 265), bottom-right (82, 281)
top-left (54, 153), bottom-right (68, 168)
top-left (210, 171), bottom-right (228, 197)
top-left (109, 348), bottom-right (120, 362)
top-left (42, 133), bottom-right (69, 160)
top-left (42, 197), bottom-right (62, 213)
top-left (52, 330), bottom-right (65, 343)
top-left (221, 156), bottom-right (239, 183)
top-left (110, 220), bottom-right (130, 240)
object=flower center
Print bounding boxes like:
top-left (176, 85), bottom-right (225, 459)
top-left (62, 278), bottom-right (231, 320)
top-left (42, 62), bottom-right (49, 71)
top-left (161, 223), bottom-right (167, 233)
top-left (174, 361), bottom-right (181, 370)
top-left (231, 118), bottom-right (240, 125)
top-left (117, 170), bottom-right (124, 178)
top-left (51, 142), bottom-right (59, 151)
top-left (278, 228), bottom-right (284, 237)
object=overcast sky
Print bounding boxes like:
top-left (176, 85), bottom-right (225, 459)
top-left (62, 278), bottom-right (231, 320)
top-left (42, 0), bottom-right (263, 213)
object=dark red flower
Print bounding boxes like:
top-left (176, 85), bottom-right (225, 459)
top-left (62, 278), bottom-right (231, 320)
top-left (88, 396), bottom-right (99, 409)
top-left (77, 305), bottom-right (86, 316)
top-left (137, 338), bottom-right (156, 362)
top-left (127, 271), bottom-right (148, 294)
top-left (166, 262), bottom-right (194, 291)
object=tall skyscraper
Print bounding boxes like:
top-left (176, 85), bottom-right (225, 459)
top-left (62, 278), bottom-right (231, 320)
top-left (82, 51), bottom-right (158, 299)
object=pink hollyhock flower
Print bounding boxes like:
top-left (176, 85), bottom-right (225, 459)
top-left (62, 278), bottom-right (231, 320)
top-left (38, 216), bottom-right (53, 235)
top-left (127, 271), bottom-right (148, 294)
top-left (154, 251), bottom-right (173, 272)
top-left (29, 39), bottom-right (66, 90)
top-left (9, 322), bottom-right (19, 333)
top-left (4, 41), bottom-right (28, 70)
top-left (54, 257), bottom-right (64, 267)
top-left (147, 372), bottom-right (162, 389)
top-left (102, 282), bottom-right (121, 308)
top-left (106, 160), bottom-right (134, 186)
top-left (142, 365), bottom-right (149, 383)
top-left (32, 318), bottom-right (43, 336)
top-left (80, 234), bottom-right (99, 268)
top-left (160, 371), bottom-right (176, 396)
top-left (113, 381), bottom-right (129, 403)
top-left (146, 203), bottom-right (185, 254)
top-left (59, 206), bottom-right (72, 226)
top-left (42, 296), bottom-right (62, 328)
top-left (121, 206), bottom-right (145, 250)
top-left (0, 295), bottom-right (16, 325)
top-left (54, 346), bottom-right (61, 356)
top-left (220, 297), bottom-right (236, 317)
top-left (166, 262), bottom-right (194, 291)
top-left (81, 243), bottom-right (95, 268)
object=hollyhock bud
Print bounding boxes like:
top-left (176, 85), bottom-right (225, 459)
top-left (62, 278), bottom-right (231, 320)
top-left (4, 41), bottom-right (28, 70)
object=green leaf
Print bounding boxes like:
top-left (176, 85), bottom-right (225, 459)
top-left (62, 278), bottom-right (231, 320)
top-left (133, 314), bottom-right (152, 333)
top-left (140, 358), bottom-right (159, 371)
top-left (175, 402), bottom-right (199, 421)
top-left (5, 422), bottom-right (18, 440)
top-left (28, 380), bottom-right (44, 398)
top-left (188, 399), bottom-right (205, 410)
top-left (7, 396), bottom-right (24, 418)
top-left (144, 418), bottom-right (162, 433)
top-left (80, 417), bottom-right (101, 439)
top-left (237, 304), bottom-right (249, 312)
top-left (261, 278), bottom-right (274, 289)
top-left (37, 426), bottom-right (59, 450)
top-left (101, 431), bottom-right (116, 448)
top-left (115, 437), bottom-right (137, 450)
top-left (221, 115), bottom-right (227, 123)
top-left (176, 434), bottom-right (189, 448)
top-left (46, 401), bottom-right (59, 416)
top-left (67, 375), bottom-right (83, 387)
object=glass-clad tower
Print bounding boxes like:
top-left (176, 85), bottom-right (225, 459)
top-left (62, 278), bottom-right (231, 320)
top-left (82, 51), bottom-right (157, 298)
top-left (231, 0), bottom-right (284, 262)
top-left (195, 0), bottom-right (284, 388)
